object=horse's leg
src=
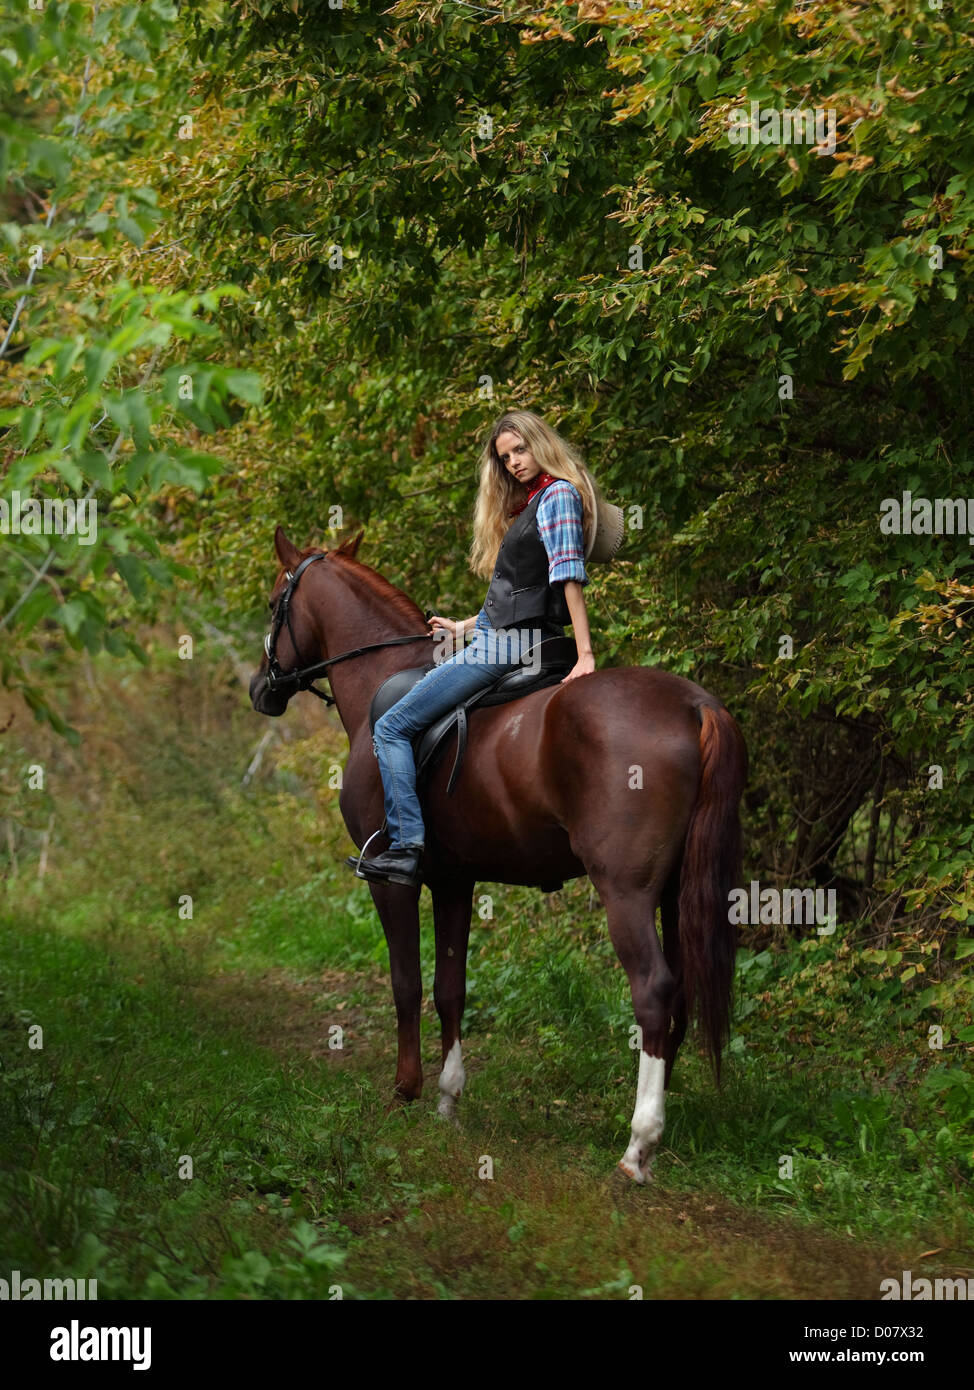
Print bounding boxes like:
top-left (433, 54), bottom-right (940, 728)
top-left (597, 883), bottom-right (675, 1184)
top-left (431, 878), bottom-right (474, 1120)
top-left (660, 874), bottom-right (687, 1090)
top-left (369, 880), bottom-right (424, 1103)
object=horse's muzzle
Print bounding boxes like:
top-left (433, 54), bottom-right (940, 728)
top-left (249, 670), bottom-right (288, 716)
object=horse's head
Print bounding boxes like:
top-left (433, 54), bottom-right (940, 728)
top-left (249, 524), bottom-right (362, 716)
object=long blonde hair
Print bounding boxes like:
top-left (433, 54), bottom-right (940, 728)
top-left (468, 411), bottom-right (599, 580)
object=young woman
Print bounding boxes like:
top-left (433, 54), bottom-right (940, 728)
top-left (347, 410), bottom-right (599, 887)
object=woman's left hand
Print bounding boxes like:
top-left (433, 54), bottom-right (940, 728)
top-left (561, 652), bottom-right (596, 683)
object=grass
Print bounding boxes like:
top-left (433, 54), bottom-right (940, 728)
top-left (0, 641), bottom-right (971, 1299)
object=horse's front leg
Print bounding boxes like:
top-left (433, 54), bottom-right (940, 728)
top-left (431, 877), bottom-right (474, 1120)
top-left (369, 879), bottom-right (424, 1103)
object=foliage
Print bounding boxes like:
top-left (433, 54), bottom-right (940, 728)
top-left (169, 0), bottom-right (972, 930)
top-left (1, 0), bottom-right (260, 733)
top-left (2, 0), bottom-right (971, 923)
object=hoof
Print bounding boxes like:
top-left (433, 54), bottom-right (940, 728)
top-left (386, 1087), bottom-right (421, 1113)
top-left (436, 1093), bottom-right (462, 1126)
top-left (617, 1158), bottom-right (648, 1185)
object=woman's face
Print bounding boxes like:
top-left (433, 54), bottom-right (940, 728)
top-left (495, 429), bottom-right (542, 485)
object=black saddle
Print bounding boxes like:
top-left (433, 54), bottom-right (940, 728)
top-left (369, 636), bottom-right (577, 796)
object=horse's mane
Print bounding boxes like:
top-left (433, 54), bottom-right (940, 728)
top-left (275, 535), bottom-right (425, 626)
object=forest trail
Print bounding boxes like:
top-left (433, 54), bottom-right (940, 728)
top-left (187, 962), bottom-right (915, 1301)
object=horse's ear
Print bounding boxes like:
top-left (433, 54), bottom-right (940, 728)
top-left (274, 525), bottom-right (301, 571)
top-left (338, 529), bottom-right (365, 559)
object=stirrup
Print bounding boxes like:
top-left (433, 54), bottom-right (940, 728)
top-left (347, 823), bottom-right (387, 877)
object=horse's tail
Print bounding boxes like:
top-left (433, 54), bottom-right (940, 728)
top-left (677, 701), bottom-right (748, 1082)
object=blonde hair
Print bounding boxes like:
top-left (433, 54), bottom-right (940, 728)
top-left (468, 411), bottom-right (599, 580)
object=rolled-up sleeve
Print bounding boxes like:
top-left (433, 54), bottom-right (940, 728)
top-left (536, 481), bottom-right (588, 586)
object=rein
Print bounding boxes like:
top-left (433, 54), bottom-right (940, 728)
top-left (263, 552), bottom-right (433, 706)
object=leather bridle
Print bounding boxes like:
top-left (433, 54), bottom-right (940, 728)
top-left (262, 552), bottom-right (433, 706)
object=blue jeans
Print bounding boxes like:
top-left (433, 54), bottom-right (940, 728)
top-left (372, 623), bottom-right (557, 848)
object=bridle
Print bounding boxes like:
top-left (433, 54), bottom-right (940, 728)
top-left (262, 552), bottom-right (433, 706)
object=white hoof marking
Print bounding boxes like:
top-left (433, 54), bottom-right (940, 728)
top-left (618, 1052), bottom-right (666, 1183)
top-left (437, 1039), bottom-right (464, 1120)
top-left (617, 1159), bottom-right (646, 1185)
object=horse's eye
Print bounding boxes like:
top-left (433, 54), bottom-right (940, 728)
top-left (268, 599), bottom-right (275, 612)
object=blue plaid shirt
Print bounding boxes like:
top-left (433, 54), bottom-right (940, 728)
top-left (473, 480), bottom-right (587, 638)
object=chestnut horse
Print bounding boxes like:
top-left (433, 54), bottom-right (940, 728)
top-left (250, 526), bottom-right (747, 1183)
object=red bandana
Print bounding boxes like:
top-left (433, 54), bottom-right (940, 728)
top-left (508, 471), bottom-right (557, 517)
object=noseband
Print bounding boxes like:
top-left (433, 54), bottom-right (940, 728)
top-left (263, 552), bottom-right (433, 705)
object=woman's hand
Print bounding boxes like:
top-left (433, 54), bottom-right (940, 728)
top-left (428, 614), bottom-right (463, 640)
top-left (559, 582), bottom-right (595, 683)
top-left (561, 651), bottom-right (596, 683)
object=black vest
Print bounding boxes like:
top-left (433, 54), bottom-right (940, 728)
top-left (481, 482), bottom-right (572, 630)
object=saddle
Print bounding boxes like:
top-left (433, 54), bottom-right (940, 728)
top-left (369, 636), bottom-right (577, 797)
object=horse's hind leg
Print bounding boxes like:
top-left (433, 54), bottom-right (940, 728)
top-left (432, 878), bottom-right (474, 1120)
top-left (660, 874), bottom-right (687, 1090)
top-left (597, 884), bottom-right (675, 1184)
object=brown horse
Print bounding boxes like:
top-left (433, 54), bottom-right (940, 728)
top-left (250, 526), bottom-right (747, 1182)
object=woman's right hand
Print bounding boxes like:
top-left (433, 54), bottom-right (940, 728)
top-left (428, 614), bottom-right (462, 639)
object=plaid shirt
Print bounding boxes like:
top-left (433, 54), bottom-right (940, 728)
top-left (474, 480), bottom-right (587, 637)
top-left (535, 480), bottom-right (588, 587)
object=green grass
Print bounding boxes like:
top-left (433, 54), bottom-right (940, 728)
top-left (0, 646), bottom-right (971, 1298)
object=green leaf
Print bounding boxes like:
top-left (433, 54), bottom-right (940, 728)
top-left (116, 215), bottom-right (145, 247)
top-left (148, 451), bottom-right (221, 493)
top-left (53, 340), bottom-right (84, 383)
top-left (126, 391), bottom-right (154, 451)
top-left (19, 406), bottom-right (42, 449)
top-left (51, 454), bottom-right (84, 490)
top-left (54, 600), bottom-right (87, 636)
top-left (77, 451), bottom-right (114, 492)
top-left (103, 394), bottom-right (130, 432)
top-left (222, 370), bottom-right (263, 405)
top-left (85, 346), bottom-right (117, 390)
top-left (125, 451), bottom-right (152, 489)
top-left (114, 552), bottom-right (147, 599)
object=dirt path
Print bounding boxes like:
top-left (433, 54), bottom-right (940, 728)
top-left (185, 964), bottom-right (932, 1301)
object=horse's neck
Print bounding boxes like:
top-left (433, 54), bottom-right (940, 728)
top-left (315, 571), bottom-right (429, 738)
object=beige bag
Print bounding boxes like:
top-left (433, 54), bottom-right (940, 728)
top-left (585, 486), bottom-right (625, 564)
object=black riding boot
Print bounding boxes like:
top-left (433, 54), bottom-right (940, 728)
top-left (345, 844), bottom-right (423, 887)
